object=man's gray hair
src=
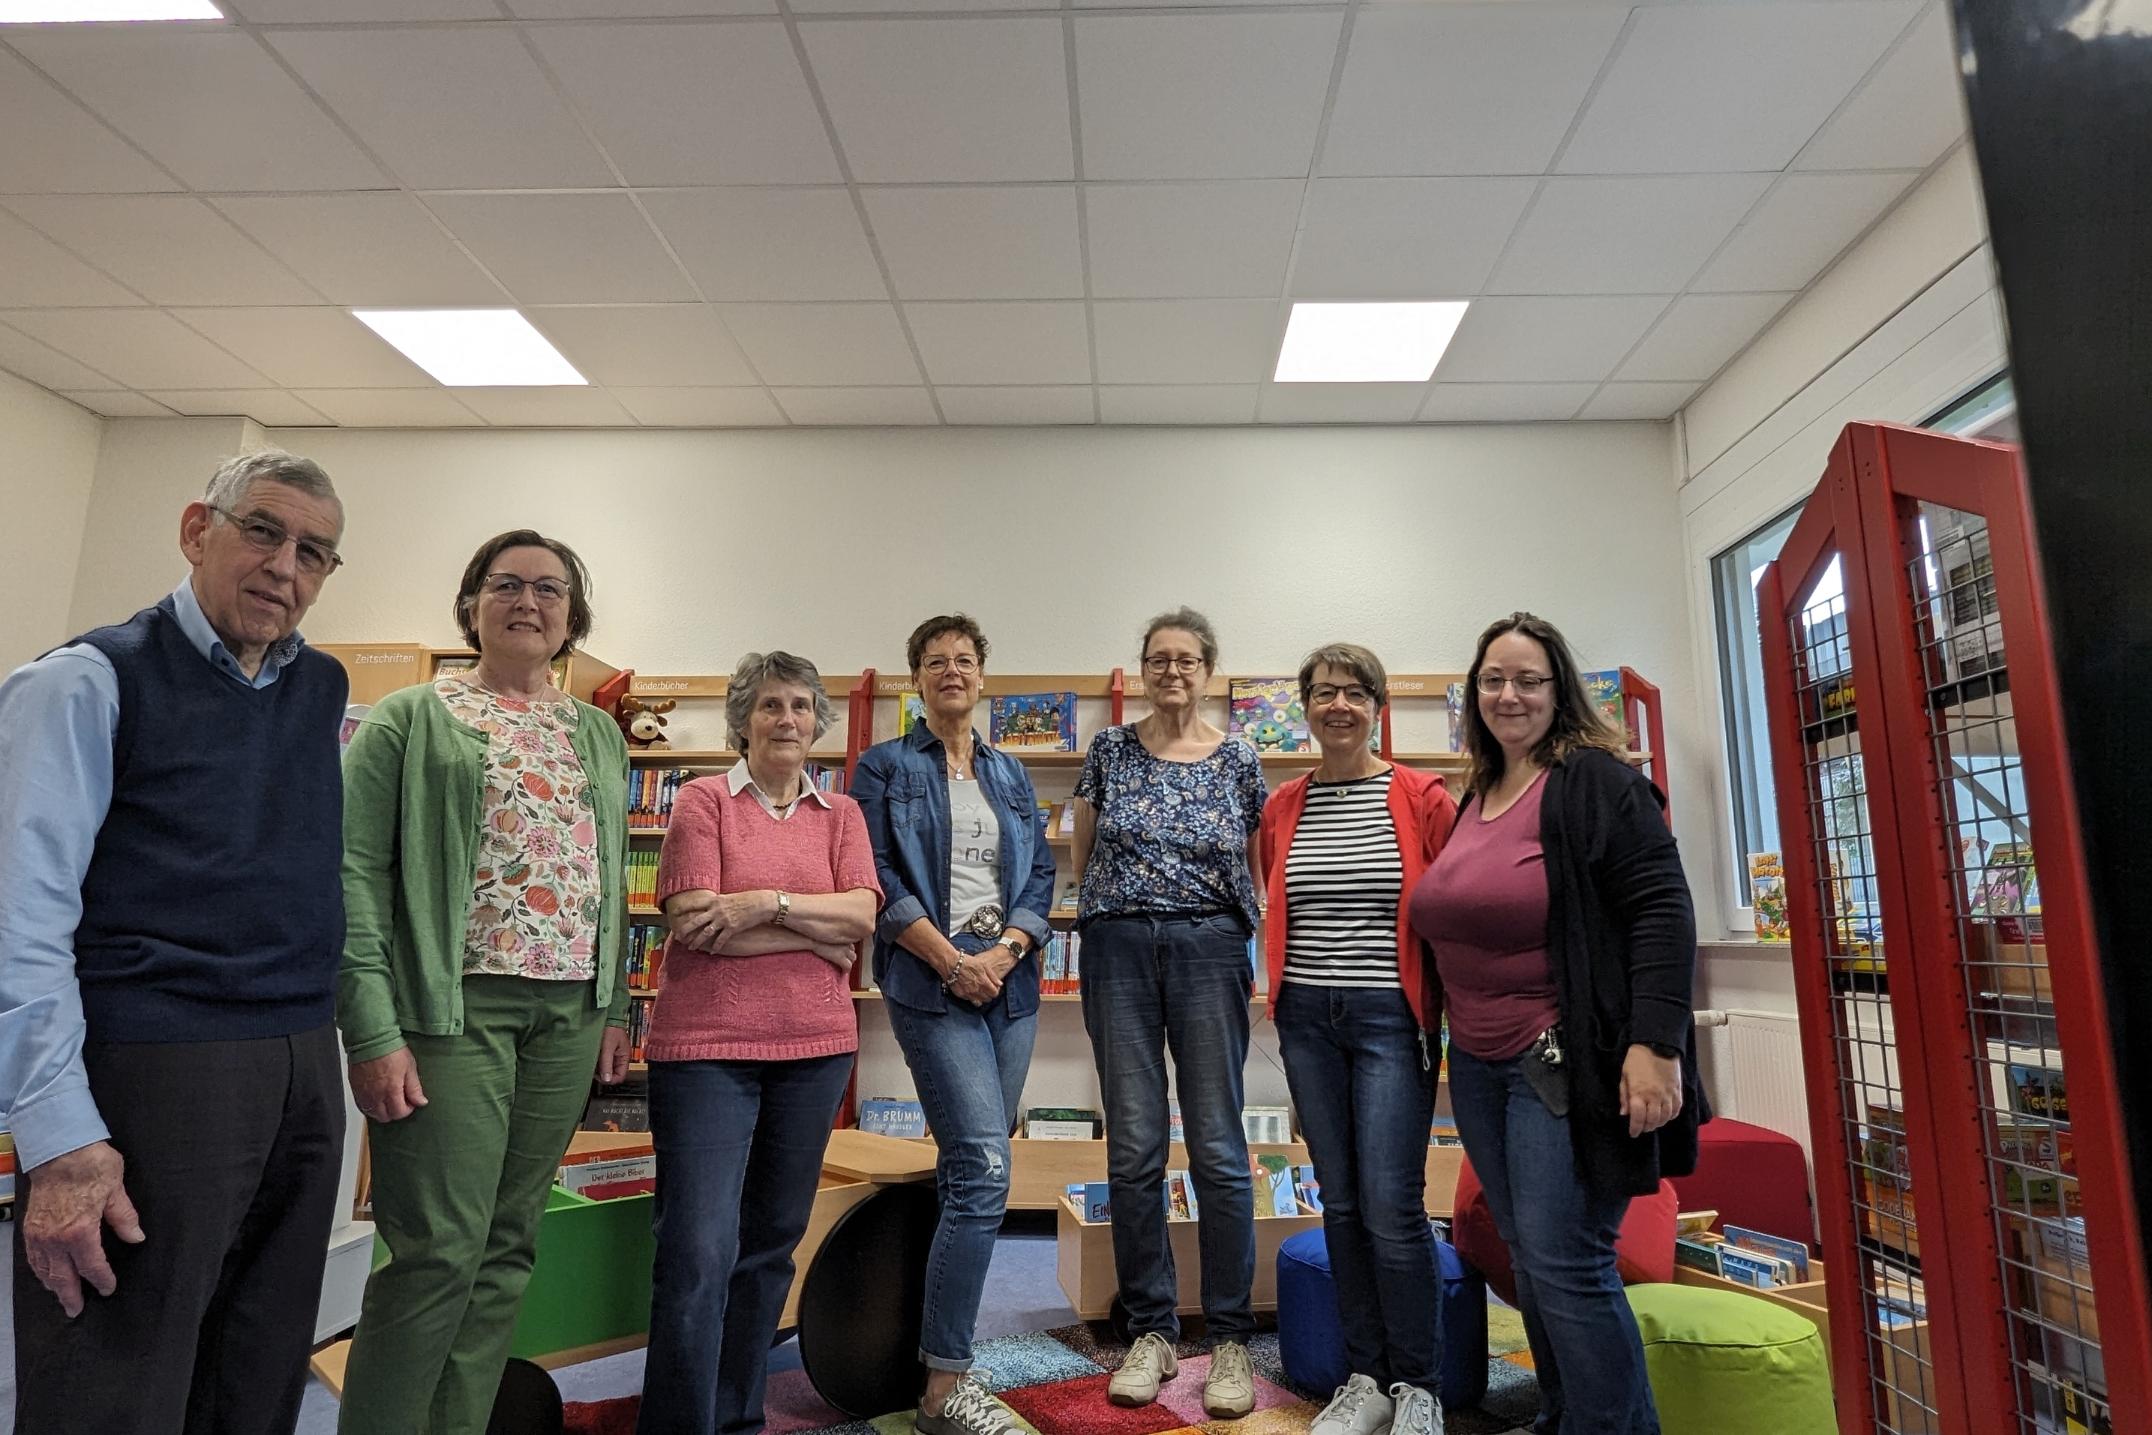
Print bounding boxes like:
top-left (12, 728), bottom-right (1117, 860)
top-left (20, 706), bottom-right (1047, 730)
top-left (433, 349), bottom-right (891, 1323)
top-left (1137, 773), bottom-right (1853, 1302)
top-left (203, 449), bottom-right (340, 521)
top-left (726, 651), bottom-right (837, 755)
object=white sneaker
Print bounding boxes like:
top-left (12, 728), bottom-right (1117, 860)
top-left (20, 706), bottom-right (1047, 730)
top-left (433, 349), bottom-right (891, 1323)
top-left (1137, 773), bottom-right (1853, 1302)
top-left (1108, 1332), bottom-right (1178, 1407)
top-left (1204, 1341), bottom-right (1256, 1419)
top-left (914, 1372), bottom-right (1023, 1435)
top-left (1311, 1372), bottom-right (1393, 1435)
top-left (1387, 1382), bottom-right (1444, 1435)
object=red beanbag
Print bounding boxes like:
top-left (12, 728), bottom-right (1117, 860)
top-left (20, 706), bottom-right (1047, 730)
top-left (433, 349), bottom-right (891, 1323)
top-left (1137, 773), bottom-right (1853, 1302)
top-left (1449, 1154), bottom-right (1678, 1305)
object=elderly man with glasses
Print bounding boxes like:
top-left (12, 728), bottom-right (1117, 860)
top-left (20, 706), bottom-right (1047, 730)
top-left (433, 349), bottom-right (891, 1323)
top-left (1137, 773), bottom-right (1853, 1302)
top-left (0, 449), bottom-right (352, 1435)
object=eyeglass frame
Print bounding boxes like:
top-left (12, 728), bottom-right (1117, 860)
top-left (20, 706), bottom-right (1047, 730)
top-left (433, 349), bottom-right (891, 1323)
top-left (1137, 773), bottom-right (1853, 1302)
top-left (1306, 683), bottom-right (1379, 709)
top-left (205, 503), bottom-right (344, 576)
top-left (919, 655), bottom-right (981, 676)
top-left (1141, 655), bottom-right (1206, 675)
top-left (1476, 672), bottom-right (1553, 694)
top-left (480, 573), bottom-right (573, 605)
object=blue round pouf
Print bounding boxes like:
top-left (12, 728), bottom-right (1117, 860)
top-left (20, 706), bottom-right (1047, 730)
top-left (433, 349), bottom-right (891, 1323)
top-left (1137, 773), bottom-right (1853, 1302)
top-left (1277, 1224), bottom-right (1488, 1410)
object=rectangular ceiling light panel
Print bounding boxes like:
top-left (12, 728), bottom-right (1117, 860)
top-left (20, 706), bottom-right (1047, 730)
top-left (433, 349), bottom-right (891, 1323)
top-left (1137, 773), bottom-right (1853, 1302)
top-left (0, 1), bottom-right (221, 19)
top-left (352, 309), bottom-right (586, 387)
top-left (1274, 300), bottom-right (1469, 383)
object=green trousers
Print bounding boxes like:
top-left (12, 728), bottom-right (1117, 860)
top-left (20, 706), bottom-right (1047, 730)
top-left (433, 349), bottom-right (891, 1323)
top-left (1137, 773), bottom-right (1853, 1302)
top-left (338, 975), bottom-right (605, 1435)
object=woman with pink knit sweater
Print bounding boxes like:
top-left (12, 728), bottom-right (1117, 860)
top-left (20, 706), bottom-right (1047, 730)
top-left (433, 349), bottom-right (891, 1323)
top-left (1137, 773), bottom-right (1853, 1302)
top-left (636, 651), bottom-right (881, 1435)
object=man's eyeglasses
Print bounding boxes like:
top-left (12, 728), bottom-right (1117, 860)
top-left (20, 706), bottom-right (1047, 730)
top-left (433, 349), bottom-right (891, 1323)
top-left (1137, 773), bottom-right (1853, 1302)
top-left (1477, 672), bottom-right (1551, 694)
top-left (1307, 684), bottom-right (1377, 708)
top-left (1143, 656), bottom-right (1205, 675)
top-left (482, 574), bottom-right (572, 605)
top-left (920, 656), bottom-right (980, 676)
top-left (208, 505), bottom-right (343, 577)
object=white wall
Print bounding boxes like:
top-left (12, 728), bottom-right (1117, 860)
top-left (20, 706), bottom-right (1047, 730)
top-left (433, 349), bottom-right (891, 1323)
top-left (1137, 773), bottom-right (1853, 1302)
top-left (0, 375), bottom-right (101, 673)
top-left (54, 416), bottom-right (1702, 1112)
top-left (1672, 142), bottom-right (2006, 1013)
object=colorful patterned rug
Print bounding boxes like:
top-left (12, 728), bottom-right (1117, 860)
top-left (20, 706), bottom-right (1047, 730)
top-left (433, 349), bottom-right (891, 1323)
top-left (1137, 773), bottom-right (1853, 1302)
top-left (564, 1310), bottom-right (1538, 1435)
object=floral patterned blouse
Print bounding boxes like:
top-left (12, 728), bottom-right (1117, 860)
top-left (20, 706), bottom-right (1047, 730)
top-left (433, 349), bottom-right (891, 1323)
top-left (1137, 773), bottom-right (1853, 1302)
top-left (1074, 724), bottom-right (1268, 932)
top-left (439, 674), bottom-right (602, 981)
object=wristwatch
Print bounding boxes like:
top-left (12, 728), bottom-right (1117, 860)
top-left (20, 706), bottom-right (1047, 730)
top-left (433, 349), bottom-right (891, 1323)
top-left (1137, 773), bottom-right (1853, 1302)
top-left (996, 934), bottom-right (1027, 960)
top-left (773, 890), bottom-right (792, 928)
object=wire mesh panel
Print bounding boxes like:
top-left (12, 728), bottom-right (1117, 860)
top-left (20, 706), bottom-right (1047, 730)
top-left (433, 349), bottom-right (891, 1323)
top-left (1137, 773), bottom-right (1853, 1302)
top-left (1907, 503), bottom-right (2109, 1434)
top-left (1786, 555), bottom-right (1940, 1435)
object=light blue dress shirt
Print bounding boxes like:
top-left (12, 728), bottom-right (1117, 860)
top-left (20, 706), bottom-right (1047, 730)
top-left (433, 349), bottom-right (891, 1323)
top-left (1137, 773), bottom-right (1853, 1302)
top-left (0, 579), bottom-right (307, 1171)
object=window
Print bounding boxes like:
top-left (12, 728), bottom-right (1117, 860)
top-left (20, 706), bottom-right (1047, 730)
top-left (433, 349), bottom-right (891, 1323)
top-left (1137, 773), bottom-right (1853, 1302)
top-left (1712, 376), bottom-right (2015, 910)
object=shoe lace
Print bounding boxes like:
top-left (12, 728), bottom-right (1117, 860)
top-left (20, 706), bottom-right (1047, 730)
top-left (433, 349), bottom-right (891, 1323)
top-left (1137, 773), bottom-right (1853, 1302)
top-left (944, 1374), bottom-right (1020, 1434)
top-left (1390, 1384), bottom-right (1441, 1434)
top-left (1324, 1381), bottom-right (1371, 1418)
top-left (1126, 1333), bottom-right (1170, 1371)
top-left (1212, 1342), bottom-right (1251, 1382)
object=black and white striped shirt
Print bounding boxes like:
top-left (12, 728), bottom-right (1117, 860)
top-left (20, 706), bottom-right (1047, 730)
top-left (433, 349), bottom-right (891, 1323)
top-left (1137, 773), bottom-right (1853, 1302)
top-left (1283, 771), bottom-right (1403, 989)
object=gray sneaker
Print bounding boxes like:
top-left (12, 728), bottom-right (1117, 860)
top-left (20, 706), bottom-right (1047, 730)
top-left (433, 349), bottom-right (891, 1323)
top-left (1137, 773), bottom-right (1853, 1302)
top-left (915, 1372), bottom-right (1023, 1435)
top-left (1204, 1340), bottom-right (1256, 1419)
top-left (1387, 1381), bottom-right (1445, 1435)
top-left (1108, 1332), bottom-right (1179, 1406)
top-left (1311, 1372), bottom-right (1393, 1435)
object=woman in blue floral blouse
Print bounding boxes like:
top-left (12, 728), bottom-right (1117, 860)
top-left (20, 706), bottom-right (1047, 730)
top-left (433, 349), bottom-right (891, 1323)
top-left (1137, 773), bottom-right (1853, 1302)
top-left (1072, 606), bottom-right (1268, 1421)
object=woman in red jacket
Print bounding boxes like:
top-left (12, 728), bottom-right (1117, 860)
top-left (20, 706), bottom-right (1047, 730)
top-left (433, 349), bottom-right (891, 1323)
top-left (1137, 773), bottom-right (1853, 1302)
top-left (1257, 643), bottom-right (1457, 1435)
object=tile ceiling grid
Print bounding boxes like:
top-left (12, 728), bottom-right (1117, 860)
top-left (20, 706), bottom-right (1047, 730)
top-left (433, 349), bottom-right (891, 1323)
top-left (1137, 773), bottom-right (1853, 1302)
top-left (1413, 6), bottom-right (1642, 424)
top-left (1571, 0), bottom-right (1948, 424)
top-left (0, 0), bottom-right (1967, 429)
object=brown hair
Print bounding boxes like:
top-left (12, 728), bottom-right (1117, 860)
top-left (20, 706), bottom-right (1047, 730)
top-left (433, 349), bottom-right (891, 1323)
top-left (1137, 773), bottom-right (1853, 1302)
top-left (1461, 611), bottom-right (1623, 799)
top-left (1141, 606), bottom-right (1219, 668)
top-left (454, 529), bottom-right (594, 661)
top-left (906, 614), bottom-right (991, 676)
top-left (1297, 642), bottom-right (1388, 710)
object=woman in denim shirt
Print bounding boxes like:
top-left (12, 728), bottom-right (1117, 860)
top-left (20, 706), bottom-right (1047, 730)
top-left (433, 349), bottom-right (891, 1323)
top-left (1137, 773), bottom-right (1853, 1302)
top-left (850, 614), bottom-right (1057, 1435)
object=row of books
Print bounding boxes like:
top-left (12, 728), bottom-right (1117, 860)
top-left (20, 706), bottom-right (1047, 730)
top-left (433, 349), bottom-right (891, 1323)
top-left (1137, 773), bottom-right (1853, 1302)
top-left (625, 922), bottom-right (668, 990)
top-left (559, 1139), bottom-right (655, 1202)
top-left (853, 1100), bottom-right (1296, 1145)
top-left (1745, 837), bottom-right (2040, 944)
top-left (1673, 1210), bottom-right (1815, 1290)
top-left (0, 1130), bottom-right (14, 1217)
top-left (1040, 931), bottom-right (1083, 994)
top-left (629, 767), bottom-right (698, 830)
top-left (1064, 1159), bottom-right (1322, 1224)
top-left (622, 1000), bottom-right (655, 1063)
top-left (625, 850), bottom-right (661, 908)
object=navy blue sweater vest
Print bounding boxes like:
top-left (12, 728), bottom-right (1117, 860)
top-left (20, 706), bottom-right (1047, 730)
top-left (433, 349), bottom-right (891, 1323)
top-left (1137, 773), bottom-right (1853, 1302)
top-left (72, 597), bottom-right (347, 1042)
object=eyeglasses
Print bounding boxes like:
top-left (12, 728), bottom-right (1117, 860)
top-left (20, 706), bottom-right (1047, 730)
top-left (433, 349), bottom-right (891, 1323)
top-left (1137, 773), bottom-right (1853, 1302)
top-left (208, 505), bottom-right (343, 577)
top-left (1143, 656), bottom-right (1205, 676)
top-left (1307, 684), bottom-right (1377, 709)
top-left (920, 655), bottom-right (980, 676)
top-left (482, 574), bottom-right (571, 605)
top-left (1477, 672), bottom-right (1551, 694)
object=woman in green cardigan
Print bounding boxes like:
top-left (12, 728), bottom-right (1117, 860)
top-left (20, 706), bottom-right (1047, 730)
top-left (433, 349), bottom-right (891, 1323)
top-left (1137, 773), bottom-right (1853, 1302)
top-left (336, 529), bottom-right (632, 1435)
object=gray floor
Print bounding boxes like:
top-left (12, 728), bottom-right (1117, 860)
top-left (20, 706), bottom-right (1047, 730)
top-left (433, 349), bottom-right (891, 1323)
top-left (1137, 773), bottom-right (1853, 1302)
top-left (2, 1215), bottom-right (1074, 1434)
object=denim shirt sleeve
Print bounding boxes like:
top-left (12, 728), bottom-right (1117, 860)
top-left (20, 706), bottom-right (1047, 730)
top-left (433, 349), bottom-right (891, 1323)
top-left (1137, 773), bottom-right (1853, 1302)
top-left (989, 754), bottom-right (1056, 946)
top-left (852, 743), bottom-right (932, 941)
top-left (0, 648), bottom-right (119, 1171)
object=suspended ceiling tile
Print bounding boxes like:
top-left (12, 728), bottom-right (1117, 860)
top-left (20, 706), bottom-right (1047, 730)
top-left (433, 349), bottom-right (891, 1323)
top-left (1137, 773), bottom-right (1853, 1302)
top-left (609, 386), bottom-right (787, 426)
top-left (0, 47), bottom-right (176, 194)
top-left (1796, 5), bottom-right (1967, 172)
top-left (2, 308), bottom-right (272, 390)
top-left (212, 194), bottom-right (506, 308)
top-left (640, 188), bottom-right (884, 302)
top-left (903, 302), bottom-right (1091, 386)
top-left (1091, 299), bottom-right (1280, 386)
top-left (800, 18), bottom-right (1073, 183)
top-left (1417, 383), bottom-right (1597, 423)
top-left (934, 386), bottom-right (1095, 425)
top-left (1096, 384), bottom-right (1258, 424)
top-left (4, 196), bottom-right (321, 307)
top-left (1259, 382), bottom-right (1428, 425)
top-left (717, 302), bottom-right (922, 387)
top-left (288, 388), bottom-right (487, 426)
top-left (56, 390), bottom-right (177, 418)
top-left (1434, 296), bottom-right (1671, 384)
top-left (420, 193), bottom-right (695, 306)
top-left (1615, 292), bottom-right (1795, 383)
top-left (0, 207), bottom-right (141, 307)
top-left (527, 22), bottom-right (837, 185)
top-left (169, 307), bottom-right (434, 388)
top-left (1290, 178), bottom-right (1538, 300)
top-left (1690, 171), bottom-right (1919, 292)
top-left (146, 389), bottom-right (335, 426)
top-left (451, 386), bottom-right (637, 427)
top-left (1076, 13), bottom-right (1340, 181)
top-left (861, 186), bottom-right (1084, 301)
top-left (1487, 175), bottom-right (1774, 296)
top-left (266, 26), bottom-right (615, 189)
top-left (0, 321), bottom-right (124, 390)
top-left (770, 386), bottom-right (939, 425)
top-left (1322, 5), bottom-right (1627, 177)
top-left (1576, 381), bottom-right (1700, 420)
top-left (1085, 181), bottom-right (1302, 300)
top-left (524, 306), bottom-right (759, 388)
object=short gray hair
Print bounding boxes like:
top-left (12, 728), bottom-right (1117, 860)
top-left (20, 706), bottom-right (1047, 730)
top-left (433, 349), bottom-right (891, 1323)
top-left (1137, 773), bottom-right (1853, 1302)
top-left (1141, 606), bottom-right (1220, 669)
top-left (204, 449), bottom-right (340, 527)
top-left (726, 651), bottom-right (837, 755)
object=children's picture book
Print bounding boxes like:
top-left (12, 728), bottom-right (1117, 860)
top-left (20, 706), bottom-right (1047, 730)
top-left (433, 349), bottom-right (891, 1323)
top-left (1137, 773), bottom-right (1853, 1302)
top-left (1228, 678), bottom-right (1310, 753)
top-left (1675, 1209), bottom-right (1720, 1238)
top-left (895, 690), bottom-right (927, 736)
top-left (2007, 1063), bottom-right (2068, 1124)
top-left (1242, 1106), bottom-right (1292, 1145)
top-left (1445, 682), bottom-right (1466, 752)
top-left (1429, 1116), bottom-right (1462, 1148)
top-left (1067, 1181), bottom-right (1111, 1223)
top-left (1748, 852), bottom-right (1791, 940)
top-left (580, 1093), bottom-right (650, 1133)
top-left (1165, 1170), bottom-right (1198, 1221)
top-left (1025, 1106), bottom-right (1101, 1140)
top-left (1724, 1224), bottom-right (1811, 1282)
top-left (1974, 841), bottom-right (2039, 917)
top-left (1167, 1100), bottom-right (1184, 1145)
top-left (990, 691), bottom-right (1077, 751)
top-left (1252, 1154), bottom-right (1299, 1217)
top-left (1293, 1163), bottom-right (1322, 1213)
top-left (1674, 1236), bottom-right (1725, 1275)
top-left (1581, 669), bottom-right (1626, 739)
top-left (1714, 1245), bottom-right (1787, 1290)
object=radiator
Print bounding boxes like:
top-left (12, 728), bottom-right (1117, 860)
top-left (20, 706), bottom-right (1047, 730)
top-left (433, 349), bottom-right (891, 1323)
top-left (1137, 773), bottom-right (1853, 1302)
top-left (1694, 1008), bottom-right (1813, 1170)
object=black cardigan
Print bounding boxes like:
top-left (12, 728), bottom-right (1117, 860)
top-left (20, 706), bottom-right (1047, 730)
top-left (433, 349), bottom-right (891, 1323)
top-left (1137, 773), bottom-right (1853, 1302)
top-left (1434, 748), bottom-right (1709, 1200)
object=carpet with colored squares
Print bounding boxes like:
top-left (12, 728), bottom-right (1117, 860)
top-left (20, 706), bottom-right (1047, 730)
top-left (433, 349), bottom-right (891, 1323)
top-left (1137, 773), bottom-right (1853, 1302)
top-left (563, 1310), bottom-right (1539, 1435)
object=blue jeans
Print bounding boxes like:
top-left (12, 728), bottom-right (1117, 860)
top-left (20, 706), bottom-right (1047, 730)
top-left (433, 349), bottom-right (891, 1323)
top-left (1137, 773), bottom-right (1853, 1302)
top-left (638, 1054), bottom-right (854, 1435)
top-left (1080, 912), bottom-right (1256, 1343)
top-left (1446, 1046), bottom-right (1660, 1435)
top-left (1275, 983), bottom-right (1440, 1390)
top-left (885, 964), bottom-right (1038, 1371)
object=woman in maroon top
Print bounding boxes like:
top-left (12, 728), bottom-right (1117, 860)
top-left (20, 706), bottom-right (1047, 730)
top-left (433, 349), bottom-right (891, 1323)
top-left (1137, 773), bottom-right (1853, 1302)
top-left (1409, 613), bottom-right (1702, 1435)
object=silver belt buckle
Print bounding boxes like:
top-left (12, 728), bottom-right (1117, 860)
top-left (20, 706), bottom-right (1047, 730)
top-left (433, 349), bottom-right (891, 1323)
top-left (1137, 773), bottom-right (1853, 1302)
top-left (964, 905), bottom-right (1006, 939)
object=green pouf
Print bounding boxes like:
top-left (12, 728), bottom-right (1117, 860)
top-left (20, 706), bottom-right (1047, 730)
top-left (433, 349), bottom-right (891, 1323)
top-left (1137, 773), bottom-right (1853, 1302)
top-left (1626, 1283), bottom-right (1835, 1435)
